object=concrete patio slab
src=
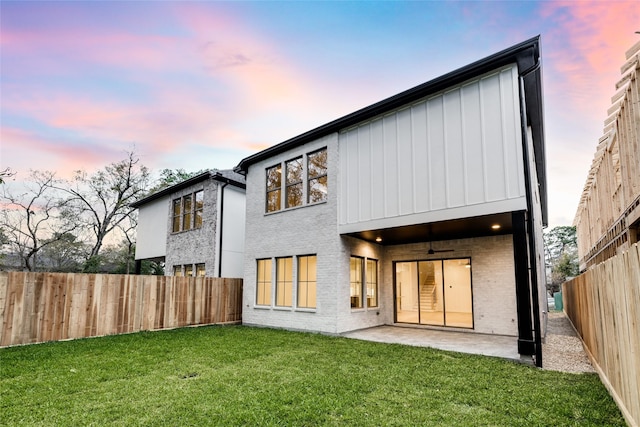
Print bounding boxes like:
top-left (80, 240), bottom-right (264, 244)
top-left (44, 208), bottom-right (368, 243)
top-left (342, 325), bottom-right (530, 364)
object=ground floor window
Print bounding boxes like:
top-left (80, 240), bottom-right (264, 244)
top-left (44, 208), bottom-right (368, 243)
top-left (276, 257), bottom-right (293, 307)
top-left (350, 257), bottom-right (363, 308)
top-left (255, 255), bottom-right (317, 310)
top-left (350, 256), bottom-right (379, 309)
top-left (196, 263), bottom-right (206, 277)
top-left (297, 255), bottom-right (317, 308)
top-left (173, 263), bottom-right (204, 277)
top-left (256, 259), bottom-right (272, 306)
top-left (184, 264), bottom-right (193, 277)
top-left (366, 259), bottom-right (378, 308)
top-left (395, 258), bottom-right (473, 328)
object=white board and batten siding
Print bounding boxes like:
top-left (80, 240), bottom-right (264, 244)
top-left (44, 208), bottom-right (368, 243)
top-left (339, 65), bottom-right (527, 233)
top-left (135, 195), bottom-right (168, 260)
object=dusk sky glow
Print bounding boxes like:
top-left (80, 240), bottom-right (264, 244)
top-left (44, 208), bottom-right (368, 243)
top-left (1, 1), bottom-right (639, 228)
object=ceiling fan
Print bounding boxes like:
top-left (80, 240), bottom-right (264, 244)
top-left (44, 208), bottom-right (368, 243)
top-left (428, 240), bottom-right (454, 255)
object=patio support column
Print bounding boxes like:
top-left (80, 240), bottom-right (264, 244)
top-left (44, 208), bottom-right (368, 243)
top-left (512, 210), bottom-right (535, 355)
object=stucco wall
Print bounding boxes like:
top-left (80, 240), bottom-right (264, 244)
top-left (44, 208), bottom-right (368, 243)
top-left (135, 196), bottom-right (168, 260)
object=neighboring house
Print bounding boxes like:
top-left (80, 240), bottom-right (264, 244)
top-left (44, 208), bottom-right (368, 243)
top-left (574, 41), bottom-right (640, 271)
top-left (236, 37), bottom-right (547, 363)
top-left (130, 170), bottom-right (246, 278)
top-left (235, 37), bottom-right (548, 364)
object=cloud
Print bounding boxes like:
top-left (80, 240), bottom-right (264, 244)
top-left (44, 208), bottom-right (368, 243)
top-left (0, 126), bottom-right (116, 177)
top-left (540, 1), bottom-right (640, 124)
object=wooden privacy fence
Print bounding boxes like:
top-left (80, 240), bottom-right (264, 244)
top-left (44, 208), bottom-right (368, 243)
top-left (563, 243), bottom-right (639, 427)
top-left (0, 272), bottom-right (243, 347)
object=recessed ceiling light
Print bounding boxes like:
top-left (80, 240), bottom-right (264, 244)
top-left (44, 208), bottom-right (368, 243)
top-left (375, 236), bottom-right (382, 242)
top-left (491, 224), bottom-right (501, 230)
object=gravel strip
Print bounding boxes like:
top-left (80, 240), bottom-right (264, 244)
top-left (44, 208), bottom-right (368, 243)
top-left (542, 311), bottom-right (595, 373)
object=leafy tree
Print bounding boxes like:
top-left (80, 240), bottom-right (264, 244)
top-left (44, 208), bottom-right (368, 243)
top-left (60, 151), bottom-right (150, 260)
top-left (0, 170), bottom-right (79, 271)
top-left (38, 232), bottom-right (88, 272)
top-left (544, 226), bottom-right (579, 294)
top-left (147, 168), bottom-right (207, 195)
top-left (140, 259), bottom-right (165, 275)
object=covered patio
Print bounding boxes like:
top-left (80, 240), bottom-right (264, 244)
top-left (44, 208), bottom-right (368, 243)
top-left (342, 325), bottom-right (531, 364)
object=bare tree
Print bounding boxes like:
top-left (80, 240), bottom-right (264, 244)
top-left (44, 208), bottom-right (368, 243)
top-left (0, 170), bottom-right (79, 271)
top-left (0, 167), bottom-right (15, 184)
top-left (60, 151), bottom-right (150, 261)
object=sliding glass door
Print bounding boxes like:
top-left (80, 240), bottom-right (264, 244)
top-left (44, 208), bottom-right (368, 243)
top-left (394, 258), bottom-right (473, 328)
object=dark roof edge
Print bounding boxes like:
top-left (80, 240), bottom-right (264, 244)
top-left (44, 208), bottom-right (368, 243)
top-left (211, 172), bottom-right (247, 190)
top-left (235, 36), bottom-right (541, 173)
top-left (130, 170), bottom-right (245, 208)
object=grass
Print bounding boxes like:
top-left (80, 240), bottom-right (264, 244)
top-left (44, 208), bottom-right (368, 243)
top-left (1, 325), bottom-right (624, 426)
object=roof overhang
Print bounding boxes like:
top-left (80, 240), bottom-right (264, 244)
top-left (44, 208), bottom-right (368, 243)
top-left (130, 171), bottom-right (246, 209)
top-left (345, 212), bottom-right (514, 246)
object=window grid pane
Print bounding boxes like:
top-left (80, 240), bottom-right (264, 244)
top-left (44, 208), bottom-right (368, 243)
top-left (350, 257), bottom-right (363, 308)
top-left (276, 257), bottom-right (293, 307)
top-left (196, 263), bottom-right (206, 277)
top-left (308, 149), bottom-right (327, 204)
top-left (286, 158), bottom-right (303, 208)
top-left (366, 259), bottom-right (378, 308)
top-left (194, 191), bottom-right (204, 229)
top-left (256, 259), bottom-right (272, 305)
top-left (173, 265), bottom-right (183, 277)
top-left (266, 165), bottom-right (282, 213)
top-left (184, 264), bottom-right (193, 277)
top-left (297, 255), bottom-right (317, 309)
top-left (172, 199), bottom-right (181, 232)
top-left (183, 195), bottom-right (192, 230)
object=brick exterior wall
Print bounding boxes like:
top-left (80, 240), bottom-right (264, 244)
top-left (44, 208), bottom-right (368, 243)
top-left (383, 236), bottom-right (518, 336)
top-left (242, 133), bottom-right (342, 333)
top-left (242, 132), bottom-right (519, 337)
top-left (166, 179), bottom-right (219, 276)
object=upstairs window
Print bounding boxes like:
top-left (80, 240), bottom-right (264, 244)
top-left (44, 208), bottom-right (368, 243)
top-left (172, 199), bottom-right (182, 232)
top-left (265, 147), bottom-right (327, 213)
top-left (183, 194), bottom-right (193, 231)
top-left (266, 165), bottom-right (282, 213)
top-left (308, 148), bottom-right (327, 204)
top-left (286, 157), bottom-right (303, 208)
top-left (194, 191), bottom-right (204, 229)
top-left (172, 191), bottom-right (204, 232)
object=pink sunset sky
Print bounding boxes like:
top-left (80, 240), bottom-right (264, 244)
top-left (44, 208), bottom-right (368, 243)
top-left (1, 1), bottom-right (639, 228)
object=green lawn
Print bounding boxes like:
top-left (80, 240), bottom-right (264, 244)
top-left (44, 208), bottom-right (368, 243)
top-left (1, 325), bottom-right (624, 426)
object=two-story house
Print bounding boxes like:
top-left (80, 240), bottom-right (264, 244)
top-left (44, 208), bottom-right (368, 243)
top-left (131, 169), bottom-right (246, 278)
top-left (235, 37), bottom-right (547, 364)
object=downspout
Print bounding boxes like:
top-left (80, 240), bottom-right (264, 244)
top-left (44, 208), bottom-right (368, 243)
top-left (217, 182), bottom-right (228, 278)
top-left (518, 58), bottom-right (544, 367)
